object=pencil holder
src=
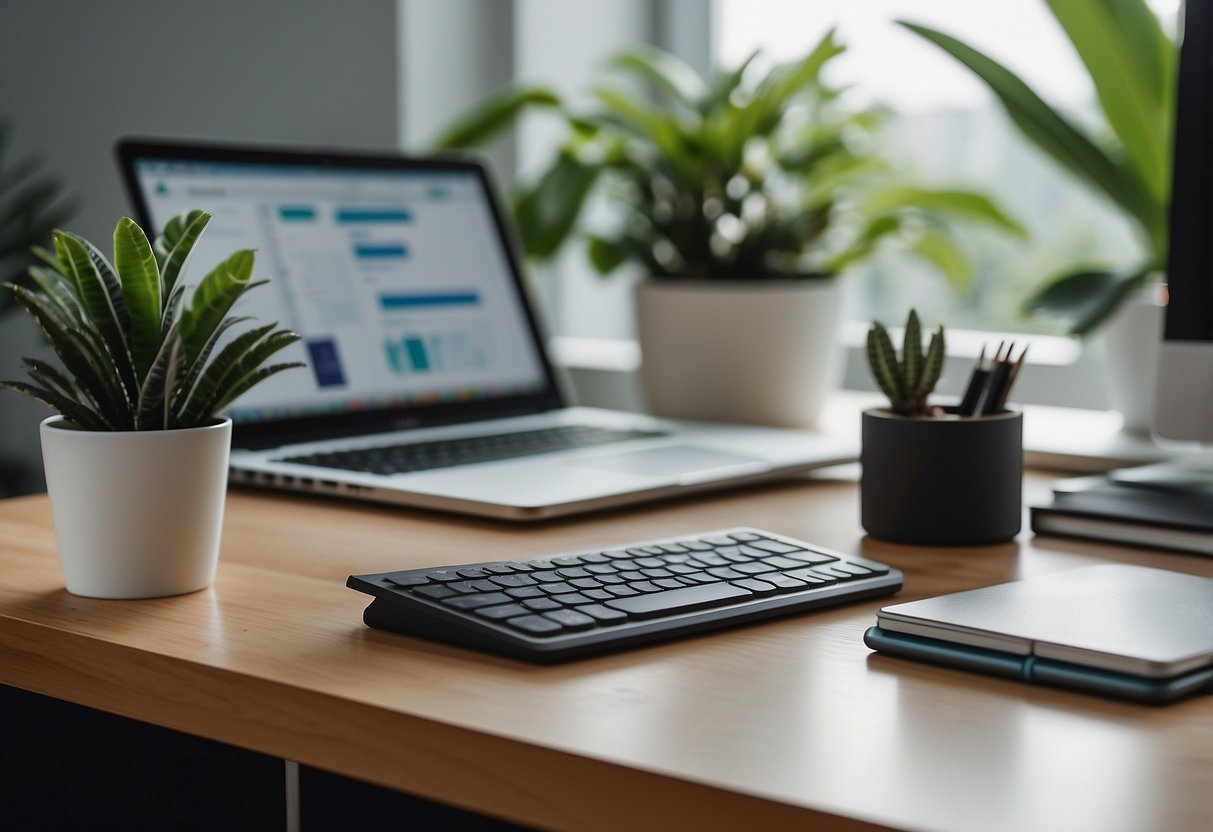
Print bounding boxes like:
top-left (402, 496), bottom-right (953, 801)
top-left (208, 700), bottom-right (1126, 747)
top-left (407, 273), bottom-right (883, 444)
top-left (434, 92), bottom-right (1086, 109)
top-left (860, 407), bottom-right (1023, 546)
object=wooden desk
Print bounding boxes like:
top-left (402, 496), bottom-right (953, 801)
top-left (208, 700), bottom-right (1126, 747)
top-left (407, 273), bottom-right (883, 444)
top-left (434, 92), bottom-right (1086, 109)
top-left (2, 470), bottom-right (1212, 832)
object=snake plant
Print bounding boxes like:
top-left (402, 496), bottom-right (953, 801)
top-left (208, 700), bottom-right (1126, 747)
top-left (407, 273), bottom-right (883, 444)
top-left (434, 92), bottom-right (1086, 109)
top-left (1, 210), bottom-right (304, 431)
top-left (434, 32), bottom-right (1022, 289)
top-left (900, 0), bottom-right (1175, 334)
top-left (867, 309), bottom-right (945, 417)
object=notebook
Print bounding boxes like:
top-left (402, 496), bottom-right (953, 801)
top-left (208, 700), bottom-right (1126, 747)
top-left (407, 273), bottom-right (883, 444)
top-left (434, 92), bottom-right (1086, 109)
top-left (865, 564), bottom-right (1213, 704)
top-left (115, 139), bottom-right (854, 520)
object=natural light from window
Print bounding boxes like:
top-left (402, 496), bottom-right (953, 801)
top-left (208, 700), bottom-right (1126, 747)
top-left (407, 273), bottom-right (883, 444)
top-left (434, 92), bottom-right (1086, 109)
top-left (716, 0), bottom-right (1180, 334)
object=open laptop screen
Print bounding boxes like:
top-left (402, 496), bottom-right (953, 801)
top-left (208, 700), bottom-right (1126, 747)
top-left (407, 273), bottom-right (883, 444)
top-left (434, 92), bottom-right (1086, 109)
top-left (117, 140), bottom-right (562, 444)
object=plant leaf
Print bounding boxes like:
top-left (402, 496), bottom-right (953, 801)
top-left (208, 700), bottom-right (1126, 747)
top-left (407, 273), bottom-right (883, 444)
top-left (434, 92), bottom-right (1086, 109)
top-left (209, 360), bottom-right (306, 416)
top-left (136, 321), bottom-right (184, 430)
top-left (1045, 0), bottom-right (1173, 203)
top-left (867, 321), bottom-right (903, 402)
top-left (898, 20), bottom-right (1163, 253)
top-left (155, 209), bottom-right (211, 297)
top-left (113, 216), bottom-right (163, 379)
top-left (861, 187), bottom-right (1027, 236)
top-left (511, 151), bottom-right (600, 259)
top-left (0, 380), bottom-right (110, 431)
top-left (180, 249), bottom-right (257, 365)
top-left (585, 234), bottom-right (632, 275)
top-left (903, 309), bottom-right (923, 394)
top-left (610, 45), bottom-right (706, 108)
top-left (914, 327), bottom-right (946, 400)
top-left (188, 327), bottom-right (302, 421)
top-left (907, 230), bottom-right (971, 294)
top-left (1023, 266), bottom-right (1152, 335)
top-left (431, 86), bottom-right (563, 150)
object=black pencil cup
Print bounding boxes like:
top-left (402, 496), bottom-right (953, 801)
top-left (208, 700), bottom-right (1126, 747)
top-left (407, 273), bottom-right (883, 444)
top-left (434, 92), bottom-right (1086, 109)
top-left (860, 408), bottom-right (1023, 546)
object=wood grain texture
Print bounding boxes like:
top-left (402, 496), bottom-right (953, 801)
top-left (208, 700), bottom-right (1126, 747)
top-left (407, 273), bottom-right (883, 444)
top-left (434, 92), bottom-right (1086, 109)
top-left (2, 470), bottom-right (1212, 832)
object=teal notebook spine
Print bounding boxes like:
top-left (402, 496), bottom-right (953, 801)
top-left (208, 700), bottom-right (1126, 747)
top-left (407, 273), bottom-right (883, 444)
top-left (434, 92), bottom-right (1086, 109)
top-left (863, 626), bottom-right (1213, 705)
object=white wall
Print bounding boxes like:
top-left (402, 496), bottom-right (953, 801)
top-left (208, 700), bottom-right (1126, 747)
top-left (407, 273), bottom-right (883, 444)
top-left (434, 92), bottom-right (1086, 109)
top-left (0, 0), bottom-right (399, 493)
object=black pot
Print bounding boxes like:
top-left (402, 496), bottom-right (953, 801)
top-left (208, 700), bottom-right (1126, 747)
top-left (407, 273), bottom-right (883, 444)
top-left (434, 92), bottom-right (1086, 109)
top-left (860, 408), bottom-right (1023, 546)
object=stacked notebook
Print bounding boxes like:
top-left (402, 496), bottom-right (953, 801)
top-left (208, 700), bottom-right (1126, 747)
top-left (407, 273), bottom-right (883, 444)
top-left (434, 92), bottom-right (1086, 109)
top-left (865, 564), bottom-right (1213, 704)
top-left (1030, 464), bottom-right (1213, 557)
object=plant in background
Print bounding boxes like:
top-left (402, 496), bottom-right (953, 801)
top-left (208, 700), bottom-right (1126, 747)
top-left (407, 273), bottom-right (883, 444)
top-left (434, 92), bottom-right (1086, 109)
top-left (866, 308), bottom-right (945, 417)
top-left (434, 32), bottom-right (1022, 289)
top-left (1, 210), bottom-right (304, 431)
top-left (0, 119), bottom-right (77, 316)
top-left (900, 0), bottom-right (1174, 334)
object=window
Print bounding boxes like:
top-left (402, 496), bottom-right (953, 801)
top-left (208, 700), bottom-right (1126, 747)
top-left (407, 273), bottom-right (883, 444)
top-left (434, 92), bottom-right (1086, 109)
top-left (716, 0), bottom-right (1179, 334)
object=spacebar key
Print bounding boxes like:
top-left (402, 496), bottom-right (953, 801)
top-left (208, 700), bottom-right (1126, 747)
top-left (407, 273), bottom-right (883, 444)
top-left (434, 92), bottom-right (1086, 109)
top-left (604, 583), bottom-right (754, 619)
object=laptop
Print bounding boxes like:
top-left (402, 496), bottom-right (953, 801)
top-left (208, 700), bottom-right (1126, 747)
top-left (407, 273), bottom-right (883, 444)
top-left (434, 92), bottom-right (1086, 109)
top-left (116, 138), bottom-right (855, 520)
top-left (865, 564), bottom-right (1213, 704)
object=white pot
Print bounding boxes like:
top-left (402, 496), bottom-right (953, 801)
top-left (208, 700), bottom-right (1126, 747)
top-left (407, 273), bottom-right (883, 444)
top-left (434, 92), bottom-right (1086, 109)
top-left (40, 416), bottom-right (232, 599)
top-left (634, 279), bottom-right (843, 428)
top-left (1100, 287), bottom-right (1164, 436)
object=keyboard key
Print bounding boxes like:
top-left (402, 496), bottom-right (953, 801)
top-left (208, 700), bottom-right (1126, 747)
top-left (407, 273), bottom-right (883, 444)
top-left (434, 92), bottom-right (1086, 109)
top-left (628, 581), bottom-right (664, 593)
top-left (383, 572), bottom-right (429, 587)
top-left (415, 584), bottom-right (456, 600)
top-left (707, 566), bottom-right (748, 580)
top-left (505, 586), bottom-right (544, 599)
top-left (569, 578), bottom-right (603, 590)
top-left (558, 567), bottom-right (592, 579)
top-left (732, 562), bottom-right (776, 575)
top-left (835, 561), bottom-right (885, 576)
top-left (785, 568), bottom-right (837, 585)
top-left (654, 578), bottom-right (686, 590)
top-left (539, 582), bottom-right (577, 595)
top-left (542, 610), bottom-right (595, 630)
top-left (582, 589), bottom-right (613, 601)
top-left (445, 581), bottom-right (482, 594)
top-left (782, 551), bottom-right (839, 565)
top-left (505, 615), bottom-right (563, 635)
top-left (730, 578), bottom-right (778, 596)
top-left (605, 585), bottom-right (640, 597)
top-left (490, 574), bottom-right (538, 588)
top-left (523, 597), bottom-right (562, 611)
top-left (557, 593), bottom-right (596, 606)
top-left (746, 539), bottom-right (807, 555)
top-left (443, 592), bottom-right (514, 609)
top-left (754, 573), bottom-right (810, 592)
top-left (426, 568), bottom-right (464, 582)
top-left (585, 563), bottom-right (619, 575)
top-left (729, 532), bottom-right (765, 542)
top-left (814, 565), bottom-right (868, 581)
top-left (579, 604), bottom-right (628, 623)
top-left (579, 553), bottom-right (610, 563)
top-left (701, 535), bottom-right (736, 546)
top-left (457, 567), bottom-right (490, 579)
top-left (604, 583), bottom-right (754, 619)
top-left (634, 557), bottom-right (665, 568)
top-left (531, 570), bottom-right (562, 583)
top-left (641, 568), bottom-right (675, 579)
top-left (551, 555), bottom-right (585, 567)
top-left (476, 603), bottom-right (530, 620)
top-left (761, 556), bottom-right (812, 571)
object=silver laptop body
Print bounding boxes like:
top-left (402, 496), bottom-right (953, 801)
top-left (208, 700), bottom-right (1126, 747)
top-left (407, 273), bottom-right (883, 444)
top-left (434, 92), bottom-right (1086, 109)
top-left (118, 139), bottom-right (854, 520)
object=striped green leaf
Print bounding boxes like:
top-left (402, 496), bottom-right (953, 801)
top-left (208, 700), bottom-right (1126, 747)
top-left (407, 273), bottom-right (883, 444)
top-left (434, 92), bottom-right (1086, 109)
top-left (903, 309), bottom-right (923, 395)
top-left (113, 216), bottom-right (163, 379)
top-left (154, 209), bottom-right (211, 297)
top-left (180, 249), bottom-right (257, 364)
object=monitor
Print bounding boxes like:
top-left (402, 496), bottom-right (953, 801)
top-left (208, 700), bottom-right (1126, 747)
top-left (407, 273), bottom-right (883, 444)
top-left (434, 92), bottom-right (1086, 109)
top-left (1155, 0), bottom-right (1213, 441)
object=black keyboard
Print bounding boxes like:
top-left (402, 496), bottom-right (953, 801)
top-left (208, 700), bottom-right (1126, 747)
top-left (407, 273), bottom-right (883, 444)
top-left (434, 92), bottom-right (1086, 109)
top-left (347, 528), bottom-right (902, 662)
top-left (279, 425), bottom-right (664, 475)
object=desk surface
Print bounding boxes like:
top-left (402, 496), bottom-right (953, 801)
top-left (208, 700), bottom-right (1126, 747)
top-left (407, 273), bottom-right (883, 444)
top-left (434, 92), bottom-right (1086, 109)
top-left (2, 470), bottom-right (1212, 832)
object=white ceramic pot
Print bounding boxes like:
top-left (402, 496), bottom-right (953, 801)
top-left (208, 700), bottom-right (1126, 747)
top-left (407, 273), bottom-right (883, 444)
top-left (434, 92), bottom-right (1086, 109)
top-left (634, 279), bottom-right (842, 428)
top-left (1100, 286), bottom-right (1164, 436)
top-left (40, 416), bottom-right (232, 599)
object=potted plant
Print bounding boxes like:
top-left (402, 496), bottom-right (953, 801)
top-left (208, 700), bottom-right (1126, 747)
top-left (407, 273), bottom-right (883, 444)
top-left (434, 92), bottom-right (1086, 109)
top-left (433, 32), bottom-right (1022, 428)
top-left (861, 309), bottom-right (1022, 545)
top-left (900, 0), bottom-right (1174, 430)
top-left (1, 210), bottom-right (304, 598)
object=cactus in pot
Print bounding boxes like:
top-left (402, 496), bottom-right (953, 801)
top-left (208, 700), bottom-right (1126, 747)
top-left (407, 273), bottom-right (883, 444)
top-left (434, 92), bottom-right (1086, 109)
top-left (866, 308), bottom-right (945, 417)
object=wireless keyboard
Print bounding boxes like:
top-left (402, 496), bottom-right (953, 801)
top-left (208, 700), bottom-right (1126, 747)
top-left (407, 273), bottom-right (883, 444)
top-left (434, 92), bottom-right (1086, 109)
top-left (347, 528), bottom-right (902, 662)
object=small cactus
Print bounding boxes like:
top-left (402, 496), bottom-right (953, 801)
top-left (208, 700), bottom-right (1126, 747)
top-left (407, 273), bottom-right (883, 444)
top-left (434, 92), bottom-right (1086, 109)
top-left (866, 309), bottom-right (945, 417)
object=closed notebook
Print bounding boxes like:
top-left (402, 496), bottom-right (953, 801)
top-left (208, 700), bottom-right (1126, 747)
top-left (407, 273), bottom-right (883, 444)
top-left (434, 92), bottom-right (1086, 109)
top-left (864, 564), bottom-right (1213, 704)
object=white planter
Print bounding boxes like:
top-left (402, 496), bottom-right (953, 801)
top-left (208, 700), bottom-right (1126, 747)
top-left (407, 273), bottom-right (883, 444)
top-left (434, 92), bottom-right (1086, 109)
top-left (40, 416), bottom-right (232, 599)
top-left (1100, 287), bottom-right (1164, 436)
top-left (635, 280), bottom-right (843, 428)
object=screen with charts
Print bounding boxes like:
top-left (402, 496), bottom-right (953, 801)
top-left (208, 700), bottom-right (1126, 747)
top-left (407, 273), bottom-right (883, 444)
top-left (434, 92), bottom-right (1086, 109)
top-left (127, 158), bottom-right (550, 424)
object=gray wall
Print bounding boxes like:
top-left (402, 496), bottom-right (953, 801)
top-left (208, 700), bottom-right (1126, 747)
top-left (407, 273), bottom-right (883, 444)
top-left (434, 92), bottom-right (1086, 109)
top-left (0, 0), bottom-right (400, 493)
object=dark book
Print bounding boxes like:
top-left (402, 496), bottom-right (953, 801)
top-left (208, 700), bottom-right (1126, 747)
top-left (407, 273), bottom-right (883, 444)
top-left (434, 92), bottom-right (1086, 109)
top-left (1030, 471), bottom-right (1213, 557)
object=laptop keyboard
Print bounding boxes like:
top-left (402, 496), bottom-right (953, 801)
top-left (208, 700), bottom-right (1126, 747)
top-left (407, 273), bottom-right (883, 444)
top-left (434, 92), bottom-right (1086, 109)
top-left (278, 425), bottom-right (665, 475)
top-left (347, 528), bottom-right (902, 661)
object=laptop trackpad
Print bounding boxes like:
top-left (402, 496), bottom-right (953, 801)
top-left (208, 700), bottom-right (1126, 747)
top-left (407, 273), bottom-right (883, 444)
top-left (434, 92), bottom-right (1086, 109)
top-left (568, 445), bottom-right (771, 485)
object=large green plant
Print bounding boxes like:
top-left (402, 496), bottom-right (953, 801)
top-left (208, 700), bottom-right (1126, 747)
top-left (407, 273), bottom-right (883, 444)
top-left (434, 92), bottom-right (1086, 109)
top-left (900, 0), bottom-right (1174, 334)
top-left (435, 33), bottom-right (1022, 288)
top-left (1, 210), bottom-right (304, 431)
top-left (0, 119), bottom-right (77, 316)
